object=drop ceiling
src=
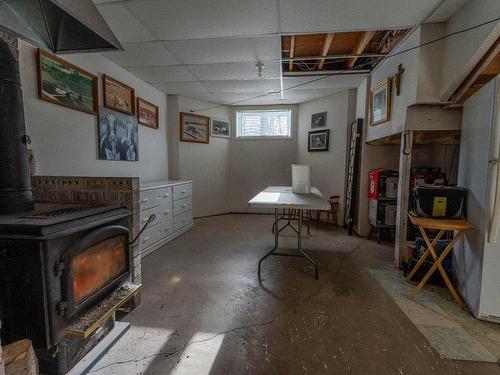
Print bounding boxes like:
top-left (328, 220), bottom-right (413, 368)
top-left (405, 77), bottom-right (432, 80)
top-left (94, 0), bottom-right (468, 106)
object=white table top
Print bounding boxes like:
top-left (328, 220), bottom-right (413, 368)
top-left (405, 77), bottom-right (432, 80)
top-left (248, 186), bottom-right (331, 210)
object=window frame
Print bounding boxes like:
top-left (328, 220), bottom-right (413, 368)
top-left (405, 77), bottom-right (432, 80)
top-left (235, 108), bottom-right (293, 140)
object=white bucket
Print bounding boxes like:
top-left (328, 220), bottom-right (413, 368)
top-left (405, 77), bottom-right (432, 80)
top-left (292, 164), bottom-right (311, 194)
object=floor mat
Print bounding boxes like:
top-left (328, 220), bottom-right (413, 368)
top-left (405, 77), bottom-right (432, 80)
top-left (369, 267), bottom-right (500, 363)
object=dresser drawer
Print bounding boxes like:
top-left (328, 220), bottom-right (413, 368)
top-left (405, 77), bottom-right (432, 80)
top-left (173, 210), bottom-right (192, 232)
top-left (161, 218), bottom-right (173, 237)
top-left (173, 197), bottom-right (192, 216)
top-left (173, 183), bottom-right (192, 201)
top-left (140, 188), bottom-right (163, 210)
top-left (140, 206), bottom-right (161, 228)
top-left (140, 224), bottom-right (163, 250)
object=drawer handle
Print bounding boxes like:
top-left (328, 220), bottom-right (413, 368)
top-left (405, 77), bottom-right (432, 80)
top-left (144, 236), bottom-right (150, 242)
top-left (163, 194), bottom-right (169, 197)
top-left (181, 204), bottom-right (187, 208)
top-left (181, 190), bottom-right (186, 193)
top-left (141, 198), bottom-right (149, 203)
top-left (143, 218), bottom-right (148, 222)
top-left (164, 210), bottom-right (170, 214)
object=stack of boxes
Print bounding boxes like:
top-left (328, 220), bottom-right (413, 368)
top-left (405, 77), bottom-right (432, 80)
top-left (368, 169), bottom-right (399, 228)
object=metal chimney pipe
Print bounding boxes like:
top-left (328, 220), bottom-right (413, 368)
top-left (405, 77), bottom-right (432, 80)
top-left (0, 37), bottom-right (34, 214)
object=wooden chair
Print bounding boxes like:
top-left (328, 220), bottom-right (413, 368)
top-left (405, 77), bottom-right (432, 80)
top-left (316, 195), bottom-right (340, 229)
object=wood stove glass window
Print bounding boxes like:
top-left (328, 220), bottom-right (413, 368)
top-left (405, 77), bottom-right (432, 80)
top-left (72, 235), bottom-right (127, 304)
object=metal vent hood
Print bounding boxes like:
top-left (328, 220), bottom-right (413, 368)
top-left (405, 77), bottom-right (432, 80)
top-left (0, 0), bottom-right (122, 53)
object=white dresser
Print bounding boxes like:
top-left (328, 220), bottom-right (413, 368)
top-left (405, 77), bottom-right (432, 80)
top-left (139, 180), bottom-right (193, 257)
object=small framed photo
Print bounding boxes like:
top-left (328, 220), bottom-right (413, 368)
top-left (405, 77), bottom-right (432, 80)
top-left (37, 49), bottom-right (98, 115)
top-left (369, 78), bottom-right (392, 126)
top-left (180, 112), bottom-right (210, 143)
top-left (103, 74), bottom-right (135, 115)
top-left (308, 129), bottom-right (330, 152)
top-left (137, 97), bottom-right (159, 129)
top-left (311, 111), bottom-right (327, 128)
top-left (211, 118), bottom-right (230, 138)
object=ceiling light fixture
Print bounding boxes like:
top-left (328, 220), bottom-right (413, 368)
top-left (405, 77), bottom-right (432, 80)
top-left (256, 62), bottom-right (265, 79)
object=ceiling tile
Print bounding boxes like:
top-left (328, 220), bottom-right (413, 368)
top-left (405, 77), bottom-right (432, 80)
top-left (283, 75), bottom-right (366, 90)
top-left (279, 0), bottom-right (441, 33)
top-left (164, 36), bottom-right (280, 64)
top-left (187, 62), bottom-right (281, 81)
top-left (204, 80), bottom-right (281, 93)
top-left (425, 0), bottom-right (468, 22)
top-left (126, 0), bottom-right (278, 40)
top-left (127, 66), bottom-right (197, 83)
top-left (101, 42), bottom-right (180, 67)
top-left (283, 88), bottom-right (345, 101)
top-left (153, 82), bottom-right (209, 94)
top-left (96, 3), bottom-right (156, 43)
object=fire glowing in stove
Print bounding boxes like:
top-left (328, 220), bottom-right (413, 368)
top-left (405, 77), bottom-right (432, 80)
top-left (72, 235), bottom-right (127, 304)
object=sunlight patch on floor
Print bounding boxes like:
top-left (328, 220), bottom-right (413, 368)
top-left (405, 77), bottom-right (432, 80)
top-left (169, 332), bottom-right (225, 375)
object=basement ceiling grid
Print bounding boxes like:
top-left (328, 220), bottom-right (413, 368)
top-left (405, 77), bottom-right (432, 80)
top-left (93, 0), bottom-right (469, 106)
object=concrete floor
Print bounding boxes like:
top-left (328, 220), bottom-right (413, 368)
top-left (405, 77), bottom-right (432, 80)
top-left (89, 214), bottom-right (500, 375)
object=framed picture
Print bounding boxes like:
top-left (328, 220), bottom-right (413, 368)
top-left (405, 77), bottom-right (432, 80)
top-left (308, 129), bottom-right (330, 152)
top-left (311, 112), bottom-right (327, 128)
top-left (103, 74), bottom-right (135, 115)
top-left (98, 106), bottom-right (139, 161)
top-left (211, 118), bottom-right (230, 138)
top-left (137, 97), bottom-right (159, 129)
top-left (180, 112), bottom-right (210, 144)
top-left (37, 49), bottom-right (98, 115)
top-left (369, 78), bottom-right (392, 126)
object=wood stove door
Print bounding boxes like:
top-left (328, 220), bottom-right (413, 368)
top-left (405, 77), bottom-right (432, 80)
top-left (58, 225), bottom-right (130, 318)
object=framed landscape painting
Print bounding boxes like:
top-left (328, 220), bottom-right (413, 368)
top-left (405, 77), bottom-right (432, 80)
top-left (211, 118), bottom-right (230, 138)
top-left (180, 112), bottom-right (209, 143)
top-left (103, 74), bottom-right (135, 115)
top-left (137, 97), bottom-right (159, 129)
top-left (311, 112), bottom-right (327, 128)
top-left (37, 49), bottom-right (98, 115)
top-left (308, 129), bottom-right (330, 152)
top-left (98, 106), bottom-right (139, 161)
top-left (369, 78), bottom-right (392, 126)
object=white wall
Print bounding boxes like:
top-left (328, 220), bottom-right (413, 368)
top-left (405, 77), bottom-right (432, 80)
top-left (440, 0), bottom-right (500, 100)
top-left (297, 90), bottom-right (357, 224)
top-left (229, 105), bottom-right (299, 213)
top-left (18, 41), bottom-right (168, 182)
top-left (366, 30), bottom-right (420, 142)
top-left (167, 95), bottom-right (231, 218)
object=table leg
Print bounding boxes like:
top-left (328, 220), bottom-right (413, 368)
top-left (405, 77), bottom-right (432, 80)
top-left (405, 229), bottom-right (445, 282)
top-left (410, 231), bottom-right (465, 307)
top-left (258, 208), bottom-right (279, 282)
top-left (297, 209), bottom-right (319, 280)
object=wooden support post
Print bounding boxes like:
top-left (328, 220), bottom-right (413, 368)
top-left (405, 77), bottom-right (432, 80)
top-left (318, 33), bottom-right (335, 70)
top-left (2, 340), bottom-right (38, 375)
top-left (288, 35), bottom-right (295, 71)
top-left (395, 131), bottom-right (413, 268)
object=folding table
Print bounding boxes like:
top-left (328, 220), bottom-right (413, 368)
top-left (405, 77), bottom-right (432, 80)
top-left (248, 186), bottom-right (330, 280)
top-left (406, 214), bottom-right (473, 307)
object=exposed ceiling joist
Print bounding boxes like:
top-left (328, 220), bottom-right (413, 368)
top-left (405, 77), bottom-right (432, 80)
top-left (318, 33), bottom-right (335, 70)
top-left (283, 69), bottom-right (370, 76)
top-left (283, 52), bottom-right (386, 62)
top-left (288, 35), bottom-right (295, 71)
top-left (347, 31), bottom-right (376, 68)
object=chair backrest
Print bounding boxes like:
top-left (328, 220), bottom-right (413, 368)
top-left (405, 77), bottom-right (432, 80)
top-left (329, 195), bottom-right (340, 211)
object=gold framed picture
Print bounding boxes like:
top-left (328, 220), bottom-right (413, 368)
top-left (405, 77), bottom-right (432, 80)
top-left (103, 74), bottom-right (135, 115)
top-left (369, 78), bottom-right (392, 126)
top-left (137, 97), bottom-right (159, 129)
top-left (180, 112), bottom-right (209, 144)
top-left (37, 49), bottom-right (98, 115)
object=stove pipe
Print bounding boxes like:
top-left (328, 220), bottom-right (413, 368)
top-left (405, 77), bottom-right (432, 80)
top-left (0, 37), bottom-right (34, 214)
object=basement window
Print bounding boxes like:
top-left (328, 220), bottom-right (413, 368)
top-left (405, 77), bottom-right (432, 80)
top-left (236, 109), bottom-right (292, 139)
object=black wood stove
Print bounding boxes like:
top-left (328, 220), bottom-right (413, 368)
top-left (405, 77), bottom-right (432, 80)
top-left (0, 205), bottom-right (132, 374)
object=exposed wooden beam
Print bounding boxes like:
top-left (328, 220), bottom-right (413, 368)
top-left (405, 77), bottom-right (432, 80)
top-left (283, 69), bottom-right (370, 76)
top-left (317, 33), bottom-right (335, 70)
top-left (288, 35), bottom-right (295, 71)
top-left (282, 52), bottom-right (387, 62)
top-left (347, 31), bottom-right (376, 68)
